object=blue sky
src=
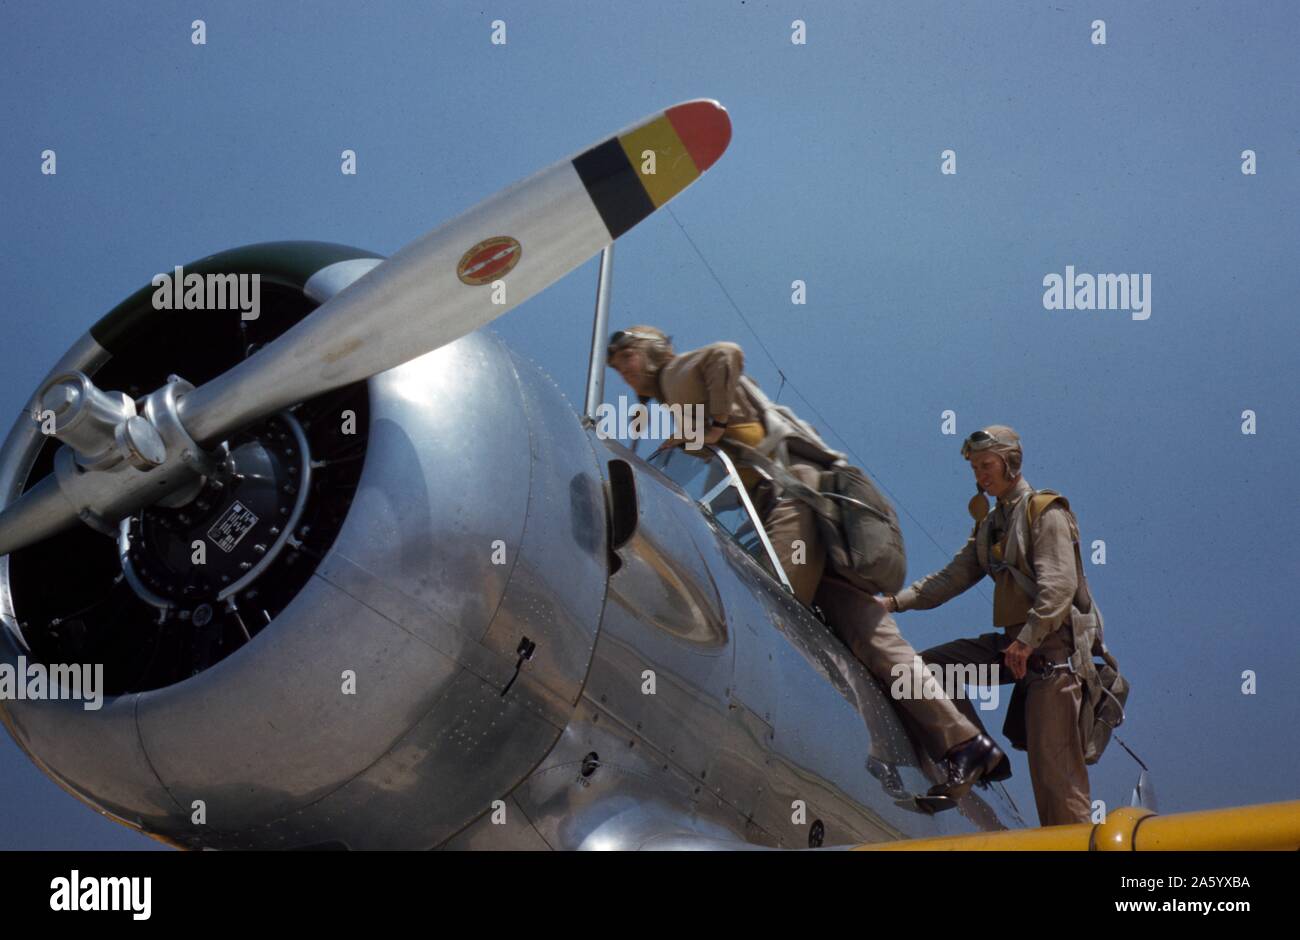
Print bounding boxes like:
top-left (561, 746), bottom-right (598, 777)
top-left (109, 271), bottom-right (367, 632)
top-left (1, 1), bottom-right (1296, 848)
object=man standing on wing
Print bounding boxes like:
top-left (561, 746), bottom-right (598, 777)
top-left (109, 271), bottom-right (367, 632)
top-left (879, 426), bottom-right (1092, 825)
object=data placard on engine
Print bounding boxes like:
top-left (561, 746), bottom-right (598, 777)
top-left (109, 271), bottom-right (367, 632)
top-left (207, 500), bottom-right (259, 553)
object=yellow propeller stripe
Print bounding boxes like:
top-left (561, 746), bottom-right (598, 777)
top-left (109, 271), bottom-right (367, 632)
top-left (618, 116), bottom-right (702, 209)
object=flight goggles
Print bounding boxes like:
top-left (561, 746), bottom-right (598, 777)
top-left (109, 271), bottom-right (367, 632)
top-left (606, 330), bottom-right (666, 360)
top-left (961, 428), bottom-right (1016, 459)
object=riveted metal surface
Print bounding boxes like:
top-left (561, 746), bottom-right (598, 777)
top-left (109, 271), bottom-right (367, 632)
top-left (603, 453), bottom-right (728, 649)
top-left (134, 573), bottom-right (461, 835)
top-left (582, 448), bottom-right (733, 805)
top-left (720, 546), bottom-right (939, 842)
top-left (476, 350), bottom-right (606, 706)
top-left (0, 688), bottom-right (181, 831)
top-left (222, 668), bottom-right (564, 850)
top-left (314, 552), bottom-right (572, 732)
top-left (324, 332), bottom-right (529, 648)
top-left (513, 702), bottom-right (757, 850)
top-left (438, 794), bottom-right (553, 850)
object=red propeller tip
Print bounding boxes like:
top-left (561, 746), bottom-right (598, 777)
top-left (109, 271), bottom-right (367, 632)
top-left (666, 100), bottom-right (732, 174)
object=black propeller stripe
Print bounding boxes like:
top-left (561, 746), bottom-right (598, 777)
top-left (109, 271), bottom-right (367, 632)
top-left (572, 139), bottom-right (656, 241)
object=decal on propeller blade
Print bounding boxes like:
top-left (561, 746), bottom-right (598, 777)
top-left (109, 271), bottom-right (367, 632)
top-left (457, 236), bottom-right (522, 285)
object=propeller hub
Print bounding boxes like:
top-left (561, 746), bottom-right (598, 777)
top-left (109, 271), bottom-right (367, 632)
top-left (120, 412), bottom-right (312, 609)
top-left (40, 382), bottom-right (79, 417)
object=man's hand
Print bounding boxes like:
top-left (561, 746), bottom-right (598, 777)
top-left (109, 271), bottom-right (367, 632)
top-left (1003, 639), bottom-right (1032, 680)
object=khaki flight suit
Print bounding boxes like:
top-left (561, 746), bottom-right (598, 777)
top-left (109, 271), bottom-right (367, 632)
top-left (654, 344), bottom-right (979, 758)
top-left (894, 476), bottom-right (1092, 826)
top-left (657, 342), bottom-right (760, 430)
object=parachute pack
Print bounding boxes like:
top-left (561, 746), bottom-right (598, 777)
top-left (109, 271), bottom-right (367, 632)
top-left (726, 377), bottom-right (907, 595)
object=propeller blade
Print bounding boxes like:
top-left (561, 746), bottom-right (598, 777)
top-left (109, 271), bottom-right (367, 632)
top-left (0, 100), bottom-right (732, 558)
top-left (0, 474), bottom-right (74, 557)
top-left (177, 99), bottom-right (731, 445)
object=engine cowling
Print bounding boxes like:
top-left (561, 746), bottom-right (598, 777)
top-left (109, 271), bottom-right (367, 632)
top-left (0, 242), bottom-right (607, 849)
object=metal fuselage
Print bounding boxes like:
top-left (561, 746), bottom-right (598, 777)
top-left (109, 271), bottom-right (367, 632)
top-left (0, 245), bottom-right (1018, 849)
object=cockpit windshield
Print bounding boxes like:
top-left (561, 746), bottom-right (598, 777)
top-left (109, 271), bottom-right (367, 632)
top-left (649, 445), bottom-right (793, 593)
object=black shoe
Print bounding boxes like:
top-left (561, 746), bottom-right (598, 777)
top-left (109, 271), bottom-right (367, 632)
top-left (979, 752), bottom-right (1013, 785)
top-left (927, 734), bottom-right (1005, 802)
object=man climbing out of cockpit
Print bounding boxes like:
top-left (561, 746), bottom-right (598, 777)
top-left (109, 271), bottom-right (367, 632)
top-left (606, 326), bottom-right (1005, 806)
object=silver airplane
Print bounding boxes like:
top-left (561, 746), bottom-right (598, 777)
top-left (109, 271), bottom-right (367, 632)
top-left (0, 98), bottom-right (1110, 850)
